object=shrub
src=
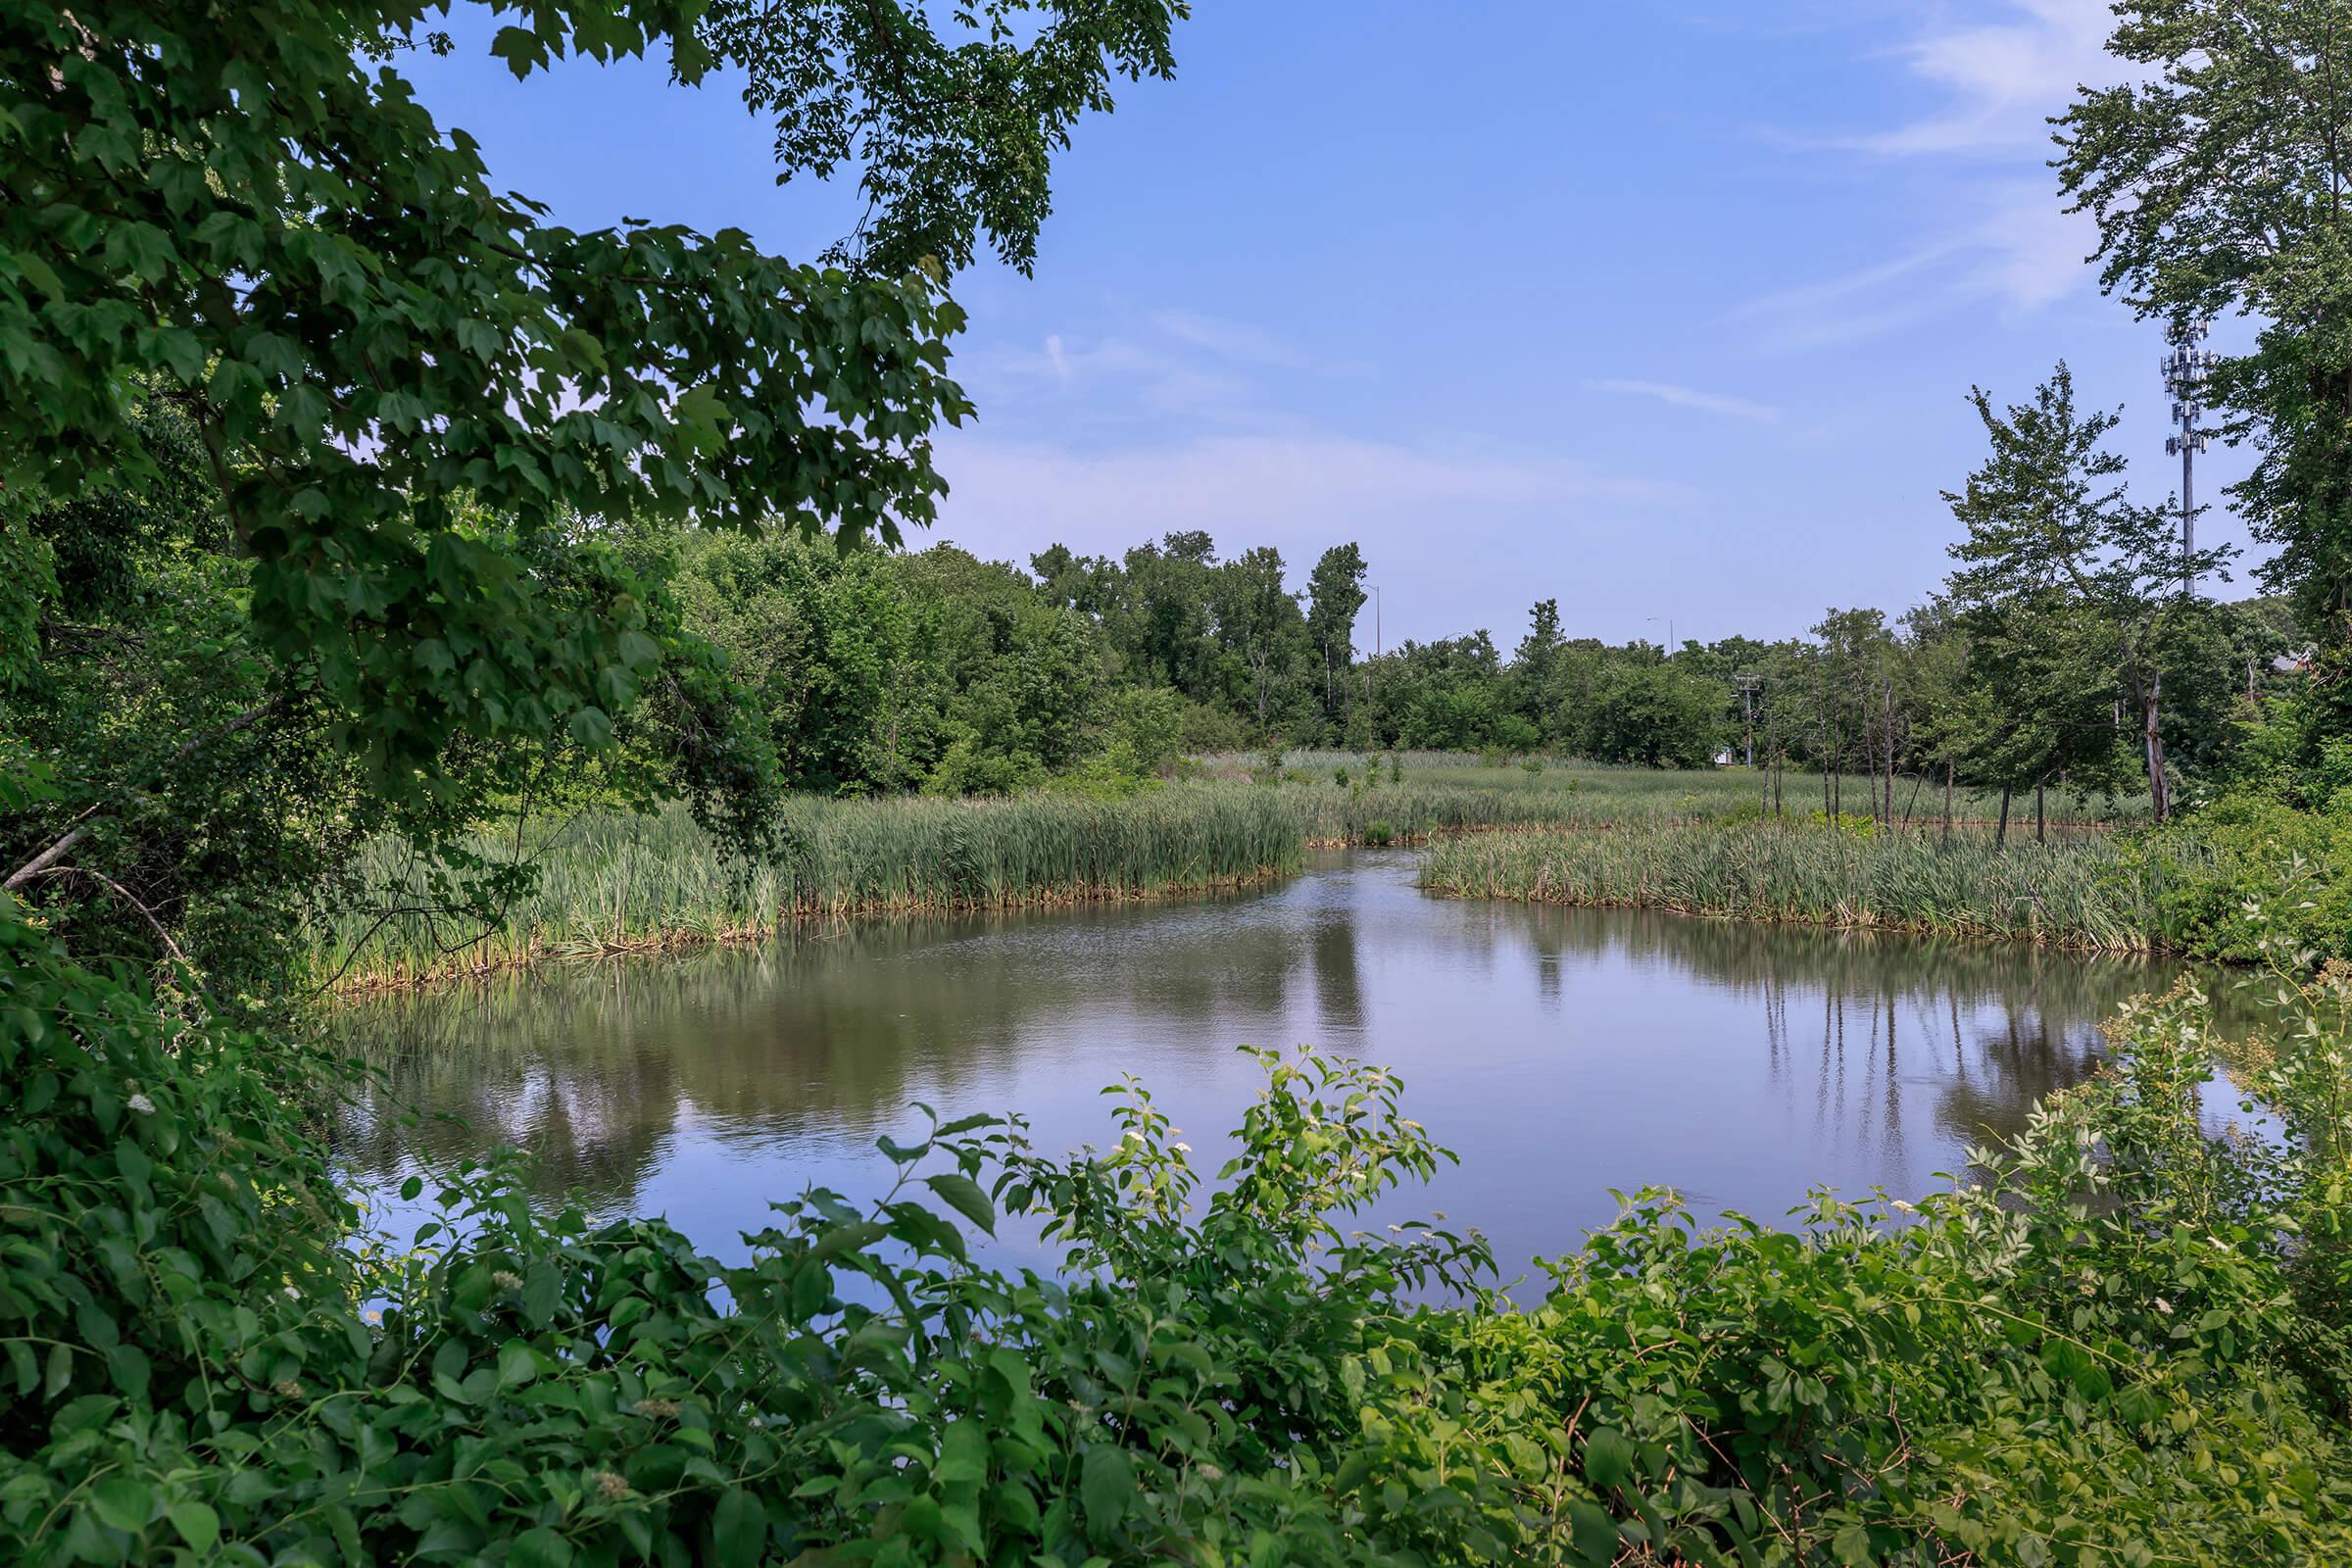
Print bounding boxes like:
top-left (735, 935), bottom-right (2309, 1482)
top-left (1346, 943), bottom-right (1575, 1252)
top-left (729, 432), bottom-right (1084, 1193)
top-left (1176, 698), bottom-right (1253, 756)
top-left (2130, 790), bottom-right (2352, 963)
top-left (1099, 686), bottom-right (1186, 779)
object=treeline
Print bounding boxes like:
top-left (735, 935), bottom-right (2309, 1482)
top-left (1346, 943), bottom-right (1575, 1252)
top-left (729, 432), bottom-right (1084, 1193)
top-left (687, 364), bottom-right (2281, 834)
top-left (641, 502), bottom-right (2297, 827)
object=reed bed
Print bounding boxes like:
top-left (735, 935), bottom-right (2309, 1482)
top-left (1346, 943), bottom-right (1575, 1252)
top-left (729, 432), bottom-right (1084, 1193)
top-left (1417, 820), bottom-right (2158, 952)
top-left (314, 767), bottom-right (2151, 993)
top-left (317, 786), bottom-right (1305, 991)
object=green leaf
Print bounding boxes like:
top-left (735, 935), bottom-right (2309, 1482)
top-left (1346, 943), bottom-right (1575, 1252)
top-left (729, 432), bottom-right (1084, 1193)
top-left (1582, 1428), bottom-right (1635, 1492)
top-left (566, 706), bottom-right (612, 750)
top-left (42, 1342), bottom-right (70, 1398)
top-left (924, 1172), bottom-right (996, 1237)
top-left (711, 1487), bottom-right (763, 1561)
top-left (511, 1526), bottom-right (573, 1568)
top-left (1079, 1446), bottom-right (1134, 1542)
top-left (1566, 1500), bottom-right (1618, 1566)
top-left (167, 1502), bottom-right (220, 1554)
top-left (90, 1476), bottom-right (152, 1534)
top-left (489, 25), bottom-right (546, 78)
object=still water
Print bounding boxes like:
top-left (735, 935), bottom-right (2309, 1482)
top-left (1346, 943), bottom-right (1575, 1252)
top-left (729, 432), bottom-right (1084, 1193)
top-left (339, 850), bottom-right (2207, 1277)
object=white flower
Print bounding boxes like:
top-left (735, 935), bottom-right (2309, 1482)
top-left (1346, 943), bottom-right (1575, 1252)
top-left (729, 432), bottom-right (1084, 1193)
top-left (2154, 1298), bottom-right (2173, 1315)
top-left (1172, 1142), bottom-right (1191, 1153)
top-left (126, 1094), bottom-right (156, 1115)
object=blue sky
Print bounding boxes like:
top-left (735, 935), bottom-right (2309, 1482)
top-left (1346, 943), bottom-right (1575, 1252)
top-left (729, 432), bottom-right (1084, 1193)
top-left (407, 0), bottom-right (2256, 652)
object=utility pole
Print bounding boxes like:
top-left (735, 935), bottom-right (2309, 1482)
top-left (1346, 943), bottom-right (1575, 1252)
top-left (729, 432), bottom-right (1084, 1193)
top-left (1733, 673), bottom-right (1761, 767)
top-left (2163, 319), bottom-right (2214, 596)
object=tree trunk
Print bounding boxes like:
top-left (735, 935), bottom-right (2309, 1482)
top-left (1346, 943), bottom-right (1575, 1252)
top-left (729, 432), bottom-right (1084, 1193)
top-left (1883, 680), bottom-right (1895, 829)
top-left (1995, 785), bottom-right (2012, 850)
top-left (2142, 670), bottom-right (2170, 822)
top-left (1821, 723), bottom-right (1833, 816)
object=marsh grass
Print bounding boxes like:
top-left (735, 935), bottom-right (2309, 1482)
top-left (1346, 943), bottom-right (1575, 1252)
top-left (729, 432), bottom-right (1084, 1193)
top-left (318, 787), bottom-right (1305, 991)
top-left (315, 760), bottom-right (2149, 991)
top-left (1418, 819), bottom-right (2159, 951)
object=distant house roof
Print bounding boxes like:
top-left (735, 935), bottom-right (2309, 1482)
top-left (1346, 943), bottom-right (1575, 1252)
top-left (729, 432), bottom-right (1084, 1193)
top-left (2273, 647), bottom-right (2317, 675)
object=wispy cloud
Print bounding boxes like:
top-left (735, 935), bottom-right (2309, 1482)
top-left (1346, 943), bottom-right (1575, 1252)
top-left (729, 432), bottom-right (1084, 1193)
top-left (965, 307), bottom-right (1364, 431)
top-left (1589, 378), bottom-right (1780, 422)
top-left (1734, 182), bottom-right (2093, 350)
top-left (938, 318), bottom-right (1690, 640)
top-left (1733, 1), bottom-right (2114, 346)
top-left (1850, 0), bottom-right (2114, 158)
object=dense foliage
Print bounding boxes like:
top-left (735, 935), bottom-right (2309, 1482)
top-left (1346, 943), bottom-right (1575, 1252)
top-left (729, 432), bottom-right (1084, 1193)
top-left (0, 0), bottom-right (1186, 997)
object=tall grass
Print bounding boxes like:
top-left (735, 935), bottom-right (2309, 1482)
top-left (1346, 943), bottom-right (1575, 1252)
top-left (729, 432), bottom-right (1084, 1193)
top-left (1418, 820), bottom-right (2158, 952)
top-left (315, 762), bottom-right (2151, 991)
top-left (318, 786), bottom-right (1305, 990)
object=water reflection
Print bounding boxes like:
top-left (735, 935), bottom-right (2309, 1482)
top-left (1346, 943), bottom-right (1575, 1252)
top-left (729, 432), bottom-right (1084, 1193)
top-left (337, 851), bottom-right (2215, 1273)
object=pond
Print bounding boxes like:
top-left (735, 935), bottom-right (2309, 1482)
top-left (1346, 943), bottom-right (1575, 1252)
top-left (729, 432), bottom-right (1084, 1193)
top-left (338, 849), bottom-right (2215, 1280)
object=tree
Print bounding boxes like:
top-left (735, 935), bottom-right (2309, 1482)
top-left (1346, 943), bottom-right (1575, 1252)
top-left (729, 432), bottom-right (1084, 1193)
top-left (1304, 544), bottom-right (1368, 723)
top-left (1583, 662), bottom-right (1721, 768)
top-left (0, 0), bottom-right (1183, 915)
top-left (1942, 365), bottom-right (2234, 821)
top-left (1215, 547), bottom-right (1303, 733)
top-left (2059, 2), bottom-right (2352, 643)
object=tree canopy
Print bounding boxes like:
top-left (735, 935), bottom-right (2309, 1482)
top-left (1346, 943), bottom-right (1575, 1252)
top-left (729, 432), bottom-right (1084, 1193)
top-left (0, 0), bottom-right (1183, 796)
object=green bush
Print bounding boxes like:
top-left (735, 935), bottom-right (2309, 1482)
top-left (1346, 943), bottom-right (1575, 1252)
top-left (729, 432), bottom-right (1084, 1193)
top-left (1099, 687), bottom-right (1186, 779)
top-left (2129, 791), bottom-right (2352, 963)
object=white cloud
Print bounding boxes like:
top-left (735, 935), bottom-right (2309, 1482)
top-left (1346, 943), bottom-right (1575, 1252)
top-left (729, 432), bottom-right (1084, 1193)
top-left (1736, 2), bottom-right (2115, 345)
top-left (934, 323), bottom-right (1690, 640)
top-left (1589, 378), bottom-right (1780, 422)
top-left (1735, 182), bottom-right (2096, 349)
top-left (1856, 0), bottom-right (2115, 158)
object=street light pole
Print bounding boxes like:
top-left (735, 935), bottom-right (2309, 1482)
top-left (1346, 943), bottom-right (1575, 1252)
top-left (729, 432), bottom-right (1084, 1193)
top-left (2164, 320), bottom-right (2215, 596)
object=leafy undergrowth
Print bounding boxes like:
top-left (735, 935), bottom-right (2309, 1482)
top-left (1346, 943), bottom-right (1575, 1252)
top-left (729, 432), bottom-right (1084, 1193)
top-left (4, 898), bottom-right (2350, 1565)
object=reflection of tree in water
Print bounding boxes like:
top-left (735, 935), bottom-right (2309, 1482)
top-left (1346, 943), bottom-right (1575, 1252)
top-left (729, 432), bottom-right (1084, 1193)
top-left (338, 892), bottom-right (1357, 1210)
top-left (1309, 913), bottom-right (1364, 1033)
top-left (340, 873), bottom-right (2242, 1217)
top-left (1510, 906), bottom-right (2218, 1166)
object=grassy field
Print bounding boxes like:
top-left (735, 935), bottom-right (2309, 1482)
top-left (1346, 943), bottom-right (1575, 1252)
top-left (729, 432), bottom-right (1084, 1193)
top-left (314, 759), bottom-right (2151, 990)
top-left (1418, 818), bottom-right (2160, 951)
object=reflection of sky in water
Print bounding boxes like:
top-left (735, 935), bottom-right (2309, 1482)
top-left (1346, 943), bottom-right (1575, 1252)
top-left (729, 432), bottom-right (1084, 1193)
top-left (337, 851), bottom-right (2241, 1286)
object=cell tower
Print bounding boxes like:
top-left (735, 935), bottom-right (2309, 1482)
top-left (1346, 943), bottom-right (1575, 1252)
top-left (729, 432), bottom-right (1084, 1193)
top-left (2163, 319), bottom-right (2216, 595)
top-left (1733, 673), bottom-right (1761, 767)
